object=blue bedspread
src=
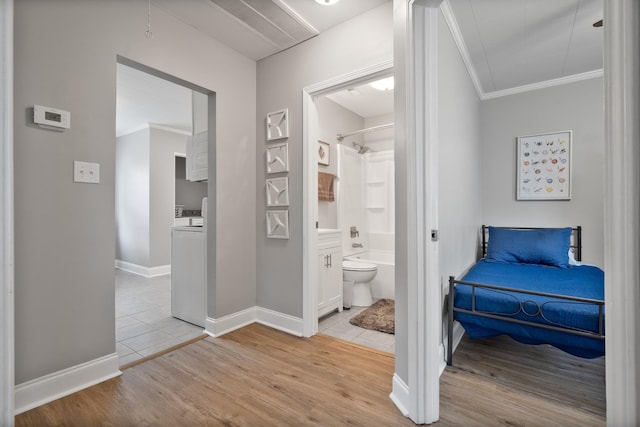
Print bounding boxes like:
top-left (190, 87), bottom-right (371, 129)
top-left (454, 260), bottom-right (605, 358)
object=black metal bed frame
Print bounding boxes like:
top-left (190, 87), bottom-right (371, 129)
top-left (446, 225), bottom-right (605, 366)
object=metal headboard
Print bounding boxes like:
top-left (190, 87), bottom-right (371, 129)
top-left (481, 225), bottom-right (582, 262)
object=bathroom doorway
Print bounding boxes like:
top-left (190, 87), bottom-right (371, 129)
top-left (114, 58), bottom-right (213, 366)
top-left (302, 61), bottom-right (394, 351)
top-left (315, 78), bottom-right (395, 352)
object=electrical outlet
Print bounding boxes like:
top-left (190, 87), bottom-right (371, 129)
top-left (74, 161), bottom-right (100, 184)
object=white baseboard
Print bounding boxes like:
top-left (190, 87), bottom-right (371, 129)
top-left (255, 307), bottom-right (303, 337)
top-left (205, 306), bottom-right (304, 338)
top-left (205, 306), bottom-right (256, 337)
top-left (14, 353), bottom-right (121, 415)
top-left (446, 321), bottom-right (465, 365)
top-left (439, 343), bottom-right (447, 375)
top-left (389, 373), bottom-right (410, 417)
top-left (115, 260), bottom-right (170, 278)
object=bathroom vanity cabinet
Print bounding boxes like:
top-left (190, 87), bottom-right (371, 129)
top-left (318, 229), bottom-right (343, 317)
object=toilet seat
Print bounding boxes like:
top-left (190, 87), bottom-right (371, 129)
top-left (343, 259), bottom-right (377, 272)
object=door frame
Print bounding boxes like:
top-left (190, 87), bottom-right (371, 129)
top-left (1, 0), bottom-right (14, 424)
top-left (301, 61), bottom-right (393, 337)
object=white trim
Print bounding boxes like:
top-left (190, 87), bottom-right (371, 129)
top-left (441, 1), bottom-right (603, 101)
top-left (438, 344), bottom-right (446, 376)
top-left (604, 1), bottom-right (640, 425)
top-left (1, 0), bottom-right (14, 424)
top-left (443, 321), bottom-right (464, 370)
top-left (205, 306), bottom-right (303, 338)
top-left (115, 260), bottom-right (170, 277)
top-left (389, 374), bottom-right (410, 417)
top-left (255, 307), bottom-right (303, 337)
top-left (14, 353), bottom-right (120, 415)
top-left (302, 59), bottom-right (393, 338)
top-left (205, 307), bottom-right (256, 337)
top-left (117, 122), bottom-right (192, 138)
top-left (481, 69), bottom-right (604, 100)
top-left (440, 0), bottom-right (483, 100)
top-left (404, 2), bottom-right (441, 423)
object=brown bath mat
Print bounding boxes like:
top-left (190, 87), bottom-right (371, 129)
top-left (349, 299), bottom-right (395, 334)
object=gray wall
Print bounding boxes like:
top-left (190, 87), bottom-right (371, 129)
top-left (149, 127), bottom-right (189, 267)
top-left (437, 9), bottom-right (483, 339)
top-left (116, 126), bottom-right (187, 268)
top-left (116, 129), bottom-right (150, 266)
top-left (316, 96), bottom-right (364, 229)
top-left (14, 0), bottom-right (256, 384)
top-left (175, 157), bottom-right (208, 211)
top-left (480, 78), bottom-right (605, 266)
top-left (256, 3), bottom-right (393, 317)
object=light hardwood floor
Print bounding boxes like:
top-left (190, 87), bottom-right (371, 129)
top-left (16, 324), bottom-right (605, 426)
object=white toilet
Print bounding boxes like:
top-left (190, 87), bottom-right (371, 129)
top-left (343, 259), bottom-right (378, 307)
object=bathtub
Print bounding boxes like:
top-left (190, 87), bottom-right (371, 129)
top-left (345, 250), bottom-right (395, 300)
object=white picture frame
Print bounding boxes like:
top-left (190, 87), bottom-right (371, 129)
top-left (266, 108), bottom-right (289, 141)
top-left (266, 210), bottom-right (289, 239)
top-left (266, 177), bottom-right (289, 207)
top-left (516, 130), bottom-right (572, 200)
top-left (317, 140), bottom-right (330, 166)
top-left (266, 142), bottom-right (289, 174)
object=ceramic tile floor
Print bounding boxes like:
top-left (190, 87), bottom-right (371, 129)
top-left (115, 269), bottom-right (204, 367)
top-left (318, 303), bottom-right (395, 354)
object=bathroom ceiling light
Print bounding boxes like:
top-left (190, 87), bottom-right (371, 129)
top-left (315, 0), bottom-right (340, 5)
top-left (369, 76), bottom-right (394, 91)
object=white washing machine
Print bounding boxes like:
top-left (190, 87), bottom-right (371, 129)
top-left (171, 226), bottom-right (206, 327)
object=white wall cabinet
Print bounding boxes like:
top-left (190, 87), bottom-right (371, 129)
top-left (186, 130), bottom-right (208, 182)
top-left (318, 230), bottom-right (343, 317)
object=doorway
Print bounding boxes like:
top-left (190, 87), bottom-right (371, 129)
top-left (302, 61), bottom-right (394, 339)
top-left (114, 58), bottom-right (212, 366)
top-left (313, 78), bottom-right (395, 353)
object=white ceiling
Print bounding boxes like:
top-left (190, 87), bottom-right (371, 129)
top-left (116, 63), bottom-right (193, 137)
top-left (447, 0), bottom-right (603, 95)
top-left (154, 0), bottom-right (389, 61)
top-left (116, 0), bottom-right (603, 135)
top-left (326, 78), bottom-right (394, 119)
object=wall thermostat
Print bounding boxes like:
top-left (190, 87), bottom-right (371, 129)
top-left (34, 105), bottom-right (70, 131)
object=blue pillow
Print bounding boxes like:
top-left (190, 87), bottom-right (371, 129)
top-left (486, 227), bottom-right (572, 267)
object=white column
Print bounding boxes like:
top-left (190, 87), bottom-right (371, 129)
top-left (0, 0), bottom-right (15, 425)
top-left (604, 1), bottom-right (640, 425)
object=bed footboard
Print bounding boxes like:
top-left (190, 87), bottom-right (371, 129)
top-left (446, 276), bottom-right (605, 366)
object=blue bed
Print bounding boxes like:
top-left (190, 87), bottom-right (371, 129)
top-left (447, 226), bottom-right (605, 366)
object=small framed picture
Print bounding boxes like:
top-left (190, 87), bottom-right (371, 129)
top-left (317, 140), bottom-right (330, 166)
top-left (266, 177), bottom-right (289, 207)
top-left (266, 142), bottom-right (289, 174)
top-left (266, 109), bottom-right (289, 141)
top-left (266, 210), bottom-right (289, 239)
top-left (516, 130), bottom-right (572, 200)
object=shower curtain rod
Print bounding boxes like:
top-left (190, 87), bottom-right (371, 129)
top-left (336, 123), bottom-right (394, 141)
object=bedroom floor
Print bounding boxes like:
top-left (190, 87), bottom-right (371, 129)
top-left (115, 269), bottom-right (204, 367)
top-left (319, 304), bottom-right (395, 354)
top-left (441, 334), bottom-right (606, 425)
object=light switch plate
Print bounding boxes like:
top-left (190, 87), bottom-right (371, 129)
top-left (74, 161), bottom-right (100, 184)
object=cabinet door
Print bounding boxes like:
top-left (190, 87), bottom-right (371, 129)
top-left (186, 131), bottom-right (208, 182)
top-left (318, 246), bottom-right (343, 317)
top-left (324, 248), bottom-right (342, 305)
top-left (317, 250), bottom-right (329, 307)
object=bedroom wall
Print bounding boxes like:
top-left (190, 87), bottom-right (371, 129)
top-left (437, 9), bottom-right (483, 340)
top-left (255, 3), bottom-right (393, 317)
top-left (480, 78), bottom-right (605, 267)
top-left (14, 0), bottom-right (256, 384)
